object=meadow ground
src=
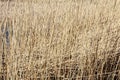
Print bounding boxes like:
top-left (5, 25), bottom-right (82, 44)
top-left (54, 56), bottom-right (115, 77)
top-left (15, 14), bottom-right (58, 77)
top-left (0, 0), bottom-right (120, 80)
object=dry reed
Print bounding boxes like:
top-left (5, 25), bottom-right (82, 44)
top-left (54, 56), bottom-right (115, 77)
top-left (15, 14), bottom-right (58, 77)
top-left (0, 0), bottom-right (120, 80)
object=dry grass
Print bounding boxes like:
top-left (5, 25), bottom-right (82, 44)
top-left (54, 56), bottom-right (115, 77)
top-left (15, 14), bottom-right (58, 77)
top-left (0, 0), bottom-right (120, 80)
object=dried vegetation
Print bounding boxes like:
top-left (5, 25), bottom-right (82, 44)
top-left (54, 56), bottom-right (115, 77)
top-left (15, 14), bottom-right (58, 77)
top-left (0, 0), bottom-right (120, 80)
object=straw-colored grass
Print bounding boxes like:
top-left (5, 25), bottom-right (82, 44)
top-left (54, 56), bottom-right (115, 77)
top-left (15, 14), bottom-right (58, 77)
top-left (0, 0), bottom-right (120, 80)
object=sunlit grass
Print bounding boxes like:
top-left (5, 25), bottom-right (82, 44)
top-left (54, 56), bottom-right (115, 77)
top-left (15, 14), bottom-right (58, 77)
top-left (0, 0), bottom-right (120, 80)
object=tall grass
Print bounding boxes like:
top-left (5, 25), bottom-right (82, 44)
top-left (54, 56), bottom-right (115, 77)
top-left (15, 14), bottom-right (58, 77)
top-left (0, 0), bottom-right (120, 80)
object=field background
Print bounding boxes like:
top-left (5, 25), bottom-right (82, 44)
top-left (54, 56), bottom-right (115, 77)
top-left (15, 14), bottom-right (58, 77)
top-left (0, 0), bottom-right (120, 80)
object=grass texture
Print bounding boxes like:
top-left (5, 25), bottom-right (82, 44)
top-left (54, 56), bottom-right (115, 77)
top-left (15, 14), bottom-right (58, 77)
top-left (0, 0), bottom-right (120, 80)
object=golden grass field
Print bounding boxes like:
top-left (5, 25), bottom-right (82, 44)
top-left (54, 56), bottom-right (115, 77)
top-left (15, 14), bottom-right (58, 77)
top-left (0, 0), bottom-right (120, 80)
